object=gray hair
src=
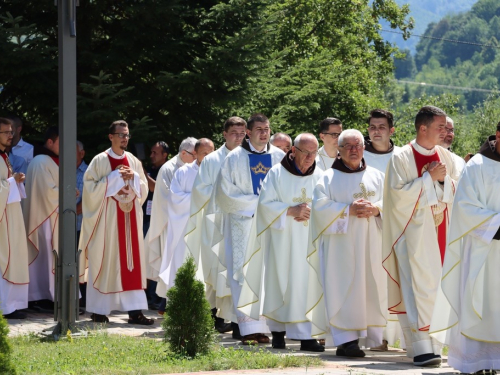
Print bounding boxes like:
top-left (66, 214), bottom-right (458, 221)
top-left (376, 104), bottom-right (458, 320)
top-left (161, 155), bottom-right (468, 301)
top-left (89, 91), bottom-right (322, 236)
top-left (338, 129), bottom-right (364, 147)
top-left (270, 132), bottom-right (292, 145)
top-left (179, 137), bottom-right (197, 153)
top-left (446, 116), bottom-right (454, 126)
top-left (294, 133), bottom-right (319, 147)
top-left (76, 140), bottom-right (84, 151)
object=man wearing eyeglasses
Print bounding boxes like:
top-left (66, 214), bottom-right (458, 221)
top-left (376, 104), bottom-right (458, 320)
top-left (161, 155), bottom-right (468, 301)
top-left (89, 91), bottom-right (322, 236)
top-left (441, 117), bottom-right (455, 151)
top-left (316, 117), bottom-right (342, 171)
top-left (215, 113), bottom-right (285, 344)
top-left (79, 120), bottom-right (153, 325)
top-left (145, 136), bottom-right (197, 314)
top-left (23, 126), bottom-right (60, 311)
top-left (307, 129), bottom-right (386, 358)
top-left (0, 118), bottom-right (31, 320)
top-left (238, 133), bottom-right (324, 352)
top-left (382, 106), bottom-right (464, 367)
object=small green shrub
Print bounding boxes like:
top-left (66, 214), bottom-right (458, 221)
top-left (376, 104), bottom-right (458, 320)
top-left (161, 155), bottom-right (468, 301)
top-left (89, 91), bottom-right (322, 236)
top-left (162, 256), bottom-right (217, 357)
top-left (0, 310), bottom-right (17, 374)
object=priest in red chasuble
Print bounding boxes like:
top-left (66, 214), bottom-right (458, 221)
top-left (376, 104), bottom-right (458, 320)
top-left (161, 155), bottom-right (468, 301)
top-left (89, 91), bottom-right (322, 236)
top-left (79, 120), bottom-right (152, 325)
top-left (382, 106), bottom-right (464, 367)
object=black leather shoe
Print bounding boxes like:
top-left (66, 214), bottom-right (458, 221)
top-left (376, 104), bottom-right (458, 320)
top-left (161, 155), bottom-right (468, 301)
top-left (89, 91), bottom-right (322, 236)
top-left (272, 331), bottom-right (286, 349)
top-left (413, 353), bottom-right (441, 367)
top-left (3, 310), bottom-right (27, 319)
top-left (231, 322), bottom-right (242, 339)
top-left (300, 339), bottom-right (325, 352)
top-left (336, 340), bottom-right (365, 357)
top-left (215, 320), bottom-right (233, 333)
top-left (90, 313), bottom-right (109, 323)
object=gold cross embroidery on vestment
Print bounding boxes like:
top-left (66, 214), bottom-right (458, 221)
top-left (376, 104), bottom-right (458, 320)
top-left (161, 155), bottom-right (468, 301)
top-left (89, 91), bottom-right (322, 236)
top-left (352, 183), bottom-right (376, 221)
top-left (292, 188), bottom-right (312, 226)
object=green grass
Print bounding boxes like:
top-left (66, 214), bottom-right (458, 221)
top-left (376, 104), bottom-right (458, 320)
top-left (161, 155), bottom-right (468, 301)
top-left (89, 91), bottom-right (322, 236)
top-left (10, 332), bottom-right (322, 375)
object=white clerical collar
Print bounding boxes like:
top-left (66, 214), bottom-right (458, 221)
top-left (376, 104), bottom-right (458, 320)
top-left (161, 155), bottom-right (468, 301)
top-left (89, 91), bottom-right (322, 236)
top-left (248, 141), bottom-right (266, 154)
top-left (108, 148), bottom-right (126, 159)
top-left (411, 139), bottom-right (436, 156)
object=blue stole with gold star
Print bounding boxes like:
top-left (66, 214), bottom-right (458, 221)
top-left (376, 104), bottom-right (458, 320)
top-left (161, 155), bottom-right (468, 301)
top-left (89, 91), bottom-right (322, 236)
top-left (248, 153), bottom-right (272, 195)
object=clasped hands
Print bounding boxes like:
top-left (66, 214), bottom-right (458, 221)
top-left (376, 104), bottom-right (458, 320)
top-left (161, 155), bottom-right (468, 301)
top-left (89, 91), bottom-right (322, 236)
top-left (287, 203), bottom-right (310, 222)
top-left (117, 166), bottom-right (134, 196)
top-left (350, 199), bottom-right (379, 219)
top-left (12, 172), bottom-right (25, 184)
top-left (427, 161), bottom-right (447, 182)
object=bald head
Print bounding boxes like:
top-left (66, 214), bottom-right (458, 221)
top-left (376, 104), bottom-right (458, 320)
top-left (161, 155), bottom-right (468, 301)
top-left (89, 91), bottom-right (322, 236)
top-left (294, 133), bottom-right (319, 148)
top-left (271, 132), bottom-right (292, 153)
top-left (194, 138), bottom-right (215, 165)
top-left (292, 133), bottom-right (319, 173)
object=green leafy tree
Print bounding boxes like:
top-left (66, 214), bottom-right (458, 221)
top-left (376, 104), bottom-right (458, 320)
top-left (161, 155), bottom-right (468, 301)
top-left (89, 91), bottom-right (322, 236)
top-left (0, 312), bottom-right (17, 374)
top-left (162, 256), bottom-right (217, 357)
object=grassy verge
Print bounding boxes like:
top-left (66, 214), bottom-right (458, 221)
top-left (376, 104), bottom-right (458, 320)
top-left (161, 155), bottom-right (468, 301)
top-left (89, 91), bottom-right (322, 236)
top-left (10, 333), bottom-right (322, 375)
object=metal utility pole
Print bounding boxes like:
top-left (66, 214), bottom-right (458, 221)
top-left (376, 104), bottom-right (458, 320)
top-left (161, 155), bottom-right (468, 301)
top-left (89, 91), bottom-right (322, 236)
top-left (52, 0), bottom-right (79, 336)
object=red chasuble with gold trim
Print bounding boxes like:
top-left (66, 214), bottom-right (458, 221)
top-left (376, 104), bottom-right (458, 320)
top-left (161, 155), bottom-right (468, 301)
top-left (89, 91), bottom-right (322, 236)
top-left (107, 154), bottom-right (142, 291)
top-left (411, 145), bottom-right (448, 265)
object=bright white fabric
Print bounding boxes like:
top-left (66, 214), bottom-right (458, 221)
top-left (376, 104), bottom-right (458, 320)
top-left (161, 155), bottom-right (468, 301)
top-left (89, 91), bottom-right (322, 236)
top-left (382, 142), bottom-right (463, 357)
top-left (363, 145), bottom-right (402, 174)
top-left (215, 143), bottom-right (284, 334)
top-left (306, 165), bottom-right (386, 347)
top-left (237, 162), bottom-right (322, 340)
top-left (157, 162), bottom-right (199, 297)
top-left (430, 153), bottom-right (500, 372)
top-left (315, 146), bottom-right (336, 171)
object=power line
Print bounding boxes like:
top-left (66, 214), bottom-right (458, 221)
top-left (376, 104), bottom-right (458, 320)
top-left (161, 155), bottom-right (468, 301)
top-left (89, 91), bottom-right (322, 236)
top-left (382, 29), bottom-right (500, 49)
top-left (393, 79), bottom-right (500, 94)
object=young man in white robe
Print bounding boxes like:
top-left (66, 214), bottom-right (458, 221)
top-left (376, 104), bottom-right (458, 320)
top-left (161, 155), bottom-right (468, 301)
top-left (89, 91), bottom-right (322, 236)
top-left (430, 126), bottom-right (500, 374)
top-left (184, 117), bottom-right (247, 331)
top-left (0, 118), bottom-right (32, 319)
top-left (215, 113), bottom-right (285, 344)
top-left (145, 137), bottom-right (196, 313)
top-left (157, 138), bottom-right (214, 296)
top-left (382, 106), bottom-right (464, 366)
top-left (315, 117), bottom-right (342, 171)
top-left (23, 127), bottom-right (60, 308)
top-left (238, 133), bottom-right (324, 352)
top-left (306, 129), bottom-right (386, 358)
top-left (79, 120), bottom-right (153, 325)
top-left (363, 109), bottom-right (403, 351)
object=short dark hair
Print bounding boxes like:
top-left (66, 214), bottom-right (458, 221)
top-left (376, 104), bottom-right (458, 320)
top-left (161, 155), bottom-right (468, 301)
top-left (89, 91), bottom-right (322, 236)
top-left (247, 113), bottom-right (269, 130)
top-left (44, 126), bottom-right (59, 143)
top-left (0, 117), bottom-right (13, 128)
top-left (109, 120), bottom-right (128, 134)
top-left (497, 121), bottom-right (500, 132)
top-left (414, 106), bottom-right (447, 132)
top-left (367, 109), bottom-right (394, 128)
top-left (224, 116), bottom-right (247, 132)
top-left (4, 115), bottom-right (22, 129)
top-left (319, 117), bottom-right (342, 133)
top-left (194, 138), bottom-right (213, 152)
top-left (156, 141), bottom-right (169, 154)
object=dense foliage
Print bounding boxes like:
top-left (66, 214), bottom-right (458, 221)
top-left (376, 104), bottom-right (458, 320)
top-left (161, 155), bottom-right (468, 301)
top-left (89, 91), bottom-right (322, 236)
top-left (0, 312), bottom-right (16, 374)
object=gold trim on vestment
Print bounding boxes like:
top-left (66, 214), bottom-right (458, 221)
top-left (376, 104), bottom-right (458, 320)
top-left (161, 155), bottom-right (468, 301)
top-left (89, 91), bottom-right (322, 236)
top-left (330, 323), bottom-right (386, 331)
top-left (263, 315), bottom-right (309, 324)
top-left (305, 293), bottom-right (324, 316)
top-left (429, 321), bottom-right (458, 335)
top-left (448, 214), bottom-right (496, 246)
top-left (461, 332), bottom-right (500, 344)
top-left (237, 299), bottom-right (259, 309)
top-left (441, 260), bottom-right (460, 281)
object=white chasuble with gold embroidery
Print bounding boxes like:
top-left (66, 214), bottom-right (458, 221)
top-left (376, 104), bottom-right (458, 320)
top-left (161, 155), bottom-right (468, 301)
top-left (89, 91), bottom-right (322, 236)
top-left (306, 165), bottom-right (386, 344)
top-left (238, 163), bottom-right (322, 327)
top-left (79, 149), bottom-right (148, 315)
top-left (430, 148), bottom-right (500, 373)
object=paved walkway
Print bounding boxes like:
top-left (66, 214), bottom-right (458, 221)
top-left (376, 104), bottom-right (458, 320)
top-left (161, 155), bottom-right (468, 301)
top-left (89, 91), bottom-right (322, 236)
top-left (6, 309), bottom-right (459, 375)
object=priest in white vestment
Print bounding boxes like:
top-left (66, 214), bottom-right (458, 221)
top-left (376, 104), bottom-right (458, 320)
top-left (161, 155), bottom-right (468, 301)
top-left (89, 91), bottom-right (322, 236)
top-left (184, 117), bottom-right (246, 329)
top-left (430, 130), bottom-right (500, 373)
top-left (79, 120), bottom-right (153, 325)
top-left (270, 132), bottom-right (292, 153)
top-left (382, 106), bottom-right (464, 367)
top-left (23, 127), bottom-right (60, 305)
top-left (157, 139), bottom-right (214, 295)
top-left (315, 117), bottom-right (342, 171)
top-left (363, 109), bottom-right (403, 351)
top-left (306, 129), bottom-right (386, 358)
top-left (0, 118), bottom-right (32, 319)
top-left (238, 133), bottom-right (324, 352)
top-left (215, 113), bottom-right (285, 344)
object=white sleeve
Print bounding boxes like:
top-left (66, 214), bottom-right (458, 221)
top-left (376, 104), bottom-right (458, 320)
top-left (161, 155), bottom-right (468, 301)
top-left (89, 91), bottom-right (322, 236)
top-left (470, 213), bottom-right (500, 244)
top-left (271, 211), bottom-right (287, 230)
top-left (6, 177), bottom-right (21, 204)
top-left (105, 170), bottom-right (125, 197)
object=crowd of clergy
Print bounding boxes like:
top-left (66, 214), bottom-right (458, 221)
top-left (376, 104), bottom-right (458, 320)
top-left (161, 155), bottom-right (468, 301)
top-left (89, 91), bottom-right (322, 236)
top-left (1, 105), bottom-right (500, 373)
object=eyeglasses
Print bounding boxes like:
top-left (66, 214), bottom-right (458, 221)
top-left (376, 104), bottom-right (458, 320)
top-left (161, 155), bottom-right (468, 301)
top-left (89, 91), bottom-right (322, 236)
top-left (339, 144), bottom-right (363, 151)
top-left (322, 132), bottom-right (341, 138)
top-left (295, 146), bottom-right (318, 157)
top-left (445, 128), bottom-right (454, 134)
top-left (112, 133), bottom-right (131, 139)
top-left (185, 150), bottom-right (195, 157)
top-left (0, 131), bottom-right (14, 136)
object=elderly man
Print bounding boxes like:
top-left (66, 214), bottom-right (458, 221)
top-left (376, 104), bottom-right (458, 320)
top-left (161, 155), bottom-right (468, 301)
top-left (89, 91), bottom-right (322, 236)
top-left (307, 129), bottom-right (386, 358)
top-left (215, 113), bottom-right (285, 344)
top-left (383, 106), bottom-right (464, 366)
top-left (0, 117), bottom-right (31, 319)
top-left (184, 116), bottom-right (247, 331)
top-left (270, 132), bottom-right (292, 153)
top-left (316, 117), bottom-right (342, 171)
top-left (157, 138), bottom-right (214, 296)
top-left (430, 124), bottom-right (500, 373)
top-left (79, 120), bottom-right (153, 325)
top-left (238, 133), bottom-right (324, 352)
top-left (145, 137), bottom-right (197, 303)
top-left (441, 116), bottom-right (455, 151)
